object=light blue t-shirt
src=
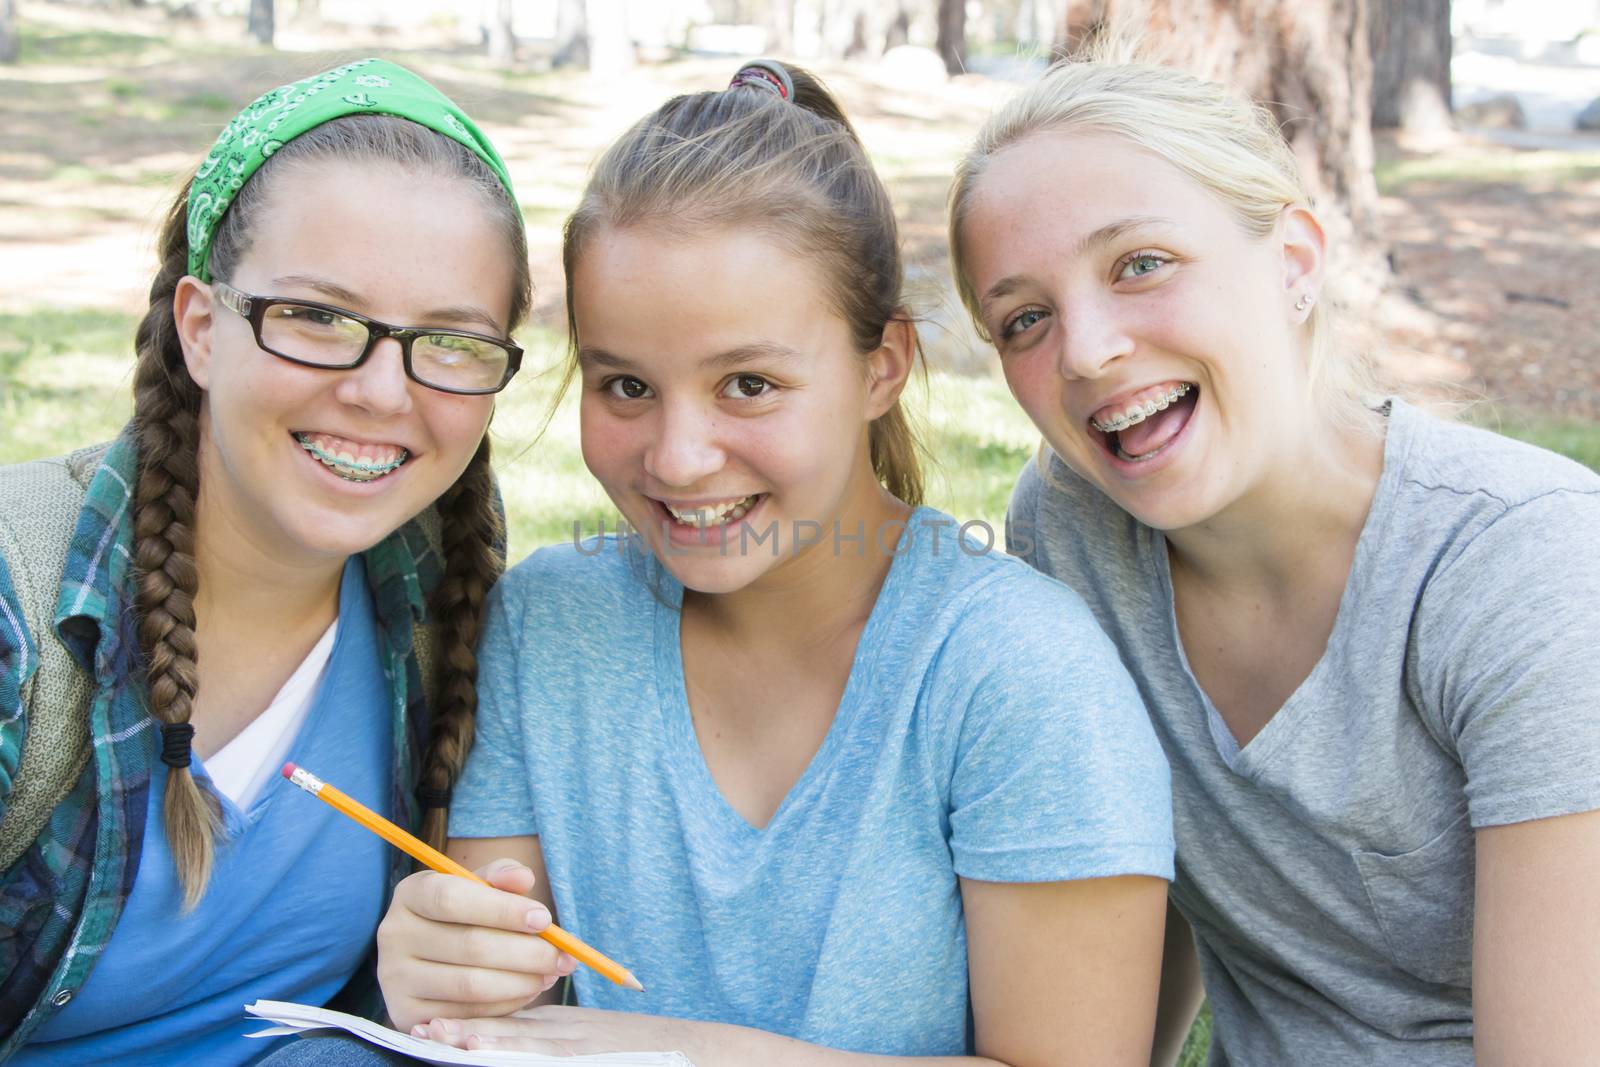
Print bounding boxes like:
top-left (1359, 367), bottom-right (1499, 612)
top-left (24, 557), bottom-right (393, 1067)
top-left (452, 507), bottom-right (1173, 1056)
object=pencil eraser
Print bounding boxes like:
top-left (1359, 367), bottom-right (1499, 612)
top-left (281, 762), bottom-right (297, 779)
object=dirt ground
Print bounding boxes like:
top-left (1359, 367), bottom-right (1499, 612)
top-left (1371, 146), bottom-right (1600, 420)
top-left (3, 2), bottom-right (1597, 422)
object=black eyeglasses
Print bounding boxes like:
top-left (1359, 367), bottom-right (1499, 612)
top-left (214, 281), bottom-right (522, 396)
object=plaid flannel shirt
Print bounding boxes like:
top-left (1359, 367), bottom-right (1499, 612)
top-left (0, 430), bottom-right (443, 1056)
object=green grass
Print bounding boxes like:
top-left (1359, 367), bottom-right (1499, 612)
top-left (179, 90), bottom-right (237, 114)
top-left (1178, 1004), bottom-right (1213, 1066)
top-left (16, 25), bottom-right (169, 64)
top-left (1375, 149), bottom-right (1600, 192)
top-left (0, 309), bottom-right (139, 464)
top-left (1492, 417), bottom-right (1600, 471)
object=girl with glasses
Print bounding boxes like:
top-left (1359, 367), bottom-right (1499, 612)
top-left (286, 60), bottom-right (1176, 1067)
top-left (0, 59), bottom-right (527, 1063)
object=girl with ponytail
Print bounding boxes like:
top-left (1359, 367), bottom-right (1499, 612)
top-left (337, 61), bottom-right (1173, 1067)
top-left (0, 59), bottom-right (527, 1063)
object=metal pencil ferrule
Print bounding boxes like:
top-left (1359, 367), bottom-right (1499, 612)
top-left (287, 766), bottom-right (325, 795)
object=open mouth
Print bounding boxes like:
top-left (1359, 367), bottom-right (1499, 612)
top-left (294, 432), bottom-right (409, 483)
top-left (1089, 382), bottom-right (1199, 463)
top-left (655, 493), bottom-right (766, 530)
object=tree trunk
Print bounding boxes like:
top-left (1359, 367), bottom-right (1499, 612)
top-left (247, 0), bottom-right (274, 46)
top-left (885, 4), bottom-right (911, 50)
top-left (0, 0), bottom-right (18, 65)
top-left (1058, 0), bottom-right (1385, 295)
top-left (487, 0), bottom-right (515, 63)
top-left (553, 0), bottom-right (589, 69)
top-left (937, 0), bottom-right (967, 74)
top-left (767, 0), bottom-right (794, 54)
top-left (1369, 0), bottom-right (1452, 132)
top-left (585, 0), bottom-right (633, 77)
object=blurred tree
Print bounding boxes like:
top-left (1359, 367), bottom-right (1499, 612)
top-left (1059, 0), bottom-right (1385, 290)
top-left (587, 0), bottom-right (633, 75)
top-left (488, 0), bottom-right (515, 62)
top-left (938, 0), bottom-right (967, 72)
top-left (248, 0), bottom-right (274, 45)
top-left (1370, 0), bottom-right (1452, 132)
top-left (553, 0), bottom-right (589, 69)
top-left (0, 0), bottom-right (17, 65)
top-left (767, 0), bottom-right (795, 53)
top-left (790, 0), bottom-right (928, 60)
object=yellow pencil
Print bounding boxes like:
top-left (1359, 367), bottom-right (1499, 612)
top-left (281, 761), bottom-right (643, 992)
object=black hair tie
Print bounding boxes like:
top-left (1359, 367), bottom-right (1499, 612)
top-left (416, 783), bottom-right (452, 809)
top-left (159, 722), bottom-right (196, 768)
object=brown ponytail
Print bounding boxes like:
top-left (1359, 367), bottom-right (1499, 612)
top-left (562, 60), bottom-right (924, 506)
top-left (130, 113), bottom-right (528, 906)
top-left (417, 436), bottom-right (504, 849)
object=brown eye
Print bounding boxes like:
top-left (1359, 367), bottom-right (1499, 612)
top-left (723, 374), bottom-right (771, 399)
top-left (606, 376), bottom-right (651, 400)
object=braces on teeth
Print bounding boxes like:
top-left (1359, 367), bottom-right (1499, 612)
top-left (297, 435), bottom-right (408, 481)
top-left (1091, 383), bottom-right (1192, 434)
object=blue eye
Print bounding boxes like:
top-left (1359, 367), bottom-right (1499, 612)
top-left (1001, 308), bottom-right (1047, 340)
top-left (1118, 253), bottom-right (1169, 280)
top-left (605, 376), bottom-right (651, 400)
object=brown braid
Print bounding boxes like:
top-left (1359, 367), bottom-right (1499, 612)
top-left (418, 436), bottom-right (505, 850)
top-left (131, 182), bottom-right (223, 909)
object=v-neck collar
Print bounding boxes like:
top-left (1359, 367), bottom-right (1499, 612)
top-left (1149, 402), bottom-right (1414, 774)
top-left (651, 508), bottom-right (928, 839)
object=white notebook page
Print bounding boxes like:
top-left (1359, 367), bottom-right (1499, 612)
top-left (245, 1000), bottom-right (695, 1066)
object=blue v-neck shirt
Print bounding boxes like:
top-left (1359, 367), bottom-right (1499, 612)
top-left (452, 508), bottom-right (1173, 1056)
top-left (25, 557), bottom-right (392, 1066)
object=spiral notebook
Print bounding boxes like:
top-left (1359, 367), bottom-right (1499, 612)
top-left (245, 1000), bottom-right (695, 1066)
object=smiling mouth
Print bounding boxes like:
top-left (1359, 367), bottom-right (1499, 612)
top-left (1089, 383), bottom-right (1199, 463)
top-left (294, 432), bottom-right (410, 482)
top-left (656, 494), bottom-right (765, 529)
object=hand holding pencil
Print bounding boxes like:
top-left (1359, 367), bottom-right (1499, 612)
top-left (281, 762), bottom-right (641, 1032)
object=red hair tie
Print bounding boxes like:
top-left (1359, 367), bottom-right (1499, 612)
top-left (729, 59), bottom-right (794, 102)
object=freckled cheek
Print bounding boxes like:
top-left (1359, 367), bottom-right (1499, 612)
top-left (709, 408), bottom-right (827, 501)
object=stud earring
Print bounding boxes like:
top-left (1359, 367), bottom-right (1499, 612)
top-left (1294, 293), bottom-right (1313, 312)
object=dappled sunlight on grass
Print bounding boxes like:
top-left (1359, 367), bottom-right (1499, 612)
top-left (1375, 148), bottom-right (1600, 192)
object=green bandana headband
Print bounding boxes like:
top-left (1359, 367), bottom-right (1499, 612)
top-left (186, 58), bottom-right (518, 281)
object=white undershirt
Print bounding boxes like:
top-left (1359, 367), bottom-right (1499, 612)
top-left (206, 619), bottom-right (338, 810)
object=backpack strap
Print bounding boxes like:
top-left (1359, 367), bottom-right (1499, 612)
top-left (0, 445), bottom-right (108, 872)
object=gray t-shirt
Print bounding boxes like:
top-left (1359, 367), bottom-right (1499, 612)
top-left (1006, 398), bottom-right (1600, 1065)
